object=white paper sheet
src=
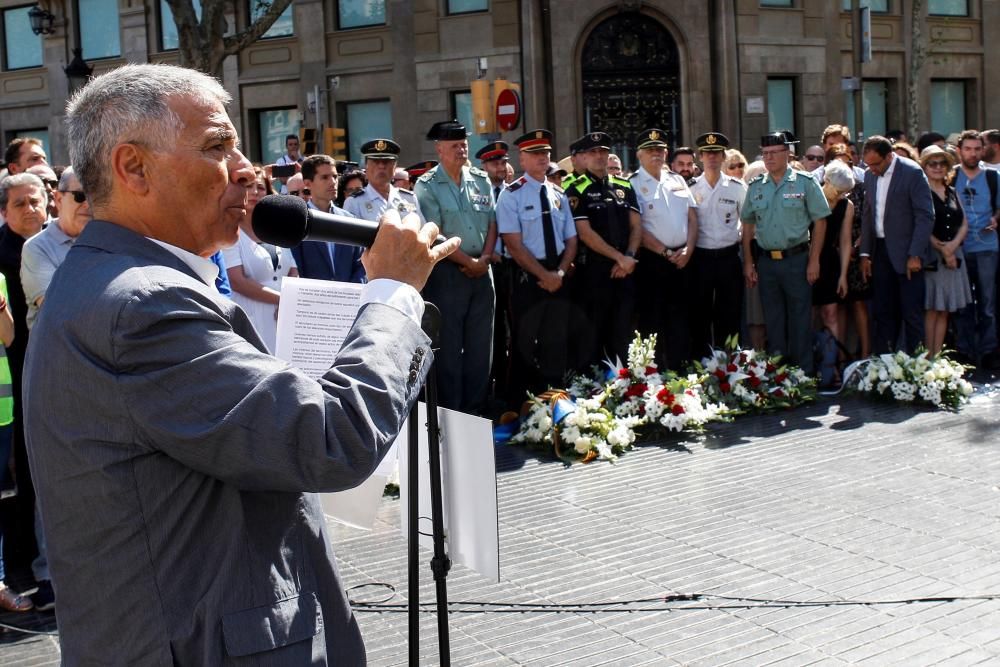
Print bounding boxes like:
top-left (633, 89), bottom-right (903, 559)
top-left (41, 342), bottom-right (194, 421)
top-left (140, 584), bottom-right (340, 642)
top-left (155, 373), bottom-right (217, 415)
top-left (399, 403), bottom-right (500, 583)
top-left (275, 276), bottom-right (363, 379)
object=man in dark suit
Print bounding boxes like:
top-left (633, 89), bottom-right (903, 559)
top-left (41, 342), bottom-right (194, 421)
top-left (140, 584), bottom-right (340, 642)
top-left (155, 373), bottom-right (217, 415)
top-left (859, 135), bottom-right (935, 354)
top-left (22, 63), bottom-right (459, 665)
top-left (291, 154), bottom-right (366, 283)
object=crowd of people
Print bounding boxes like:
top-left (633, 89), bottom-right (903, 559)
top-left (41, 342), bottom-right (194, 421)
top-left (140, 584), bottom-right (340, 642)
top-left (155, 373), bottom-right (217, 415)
top-left (1, 115), bottom-right (999, 616)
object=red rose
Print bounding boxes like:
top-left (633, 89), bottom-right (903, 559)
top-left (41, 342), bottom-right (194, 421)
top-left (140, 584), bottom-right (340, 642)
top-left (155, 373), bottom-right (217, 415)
top-left (656, 387), bottom-right (674, 404)
top-left (720, 382), bottom-right (731, 393)
top-left (671, 403), bottom-right (685, 415)
top-left (750, 376), bottom-right (762, 387)
top-left (776, 373), bottom-right (787, 383)
top-left (625, 383), bottom-right (647, 398)
top-left (726, 363), bottom-right (737, 373)
top-left (766, 363), bottom-right (776, 373)
top-left (645, 366), bottom-right (658, 376)
top-left (774, 388), bottom-right (785, 398)
top-left (714, 369), bottom-right (726, 379)
top-left (739, 353), bottom-right (747, 364)
top-left (618, 368), bottom-right (630, 379)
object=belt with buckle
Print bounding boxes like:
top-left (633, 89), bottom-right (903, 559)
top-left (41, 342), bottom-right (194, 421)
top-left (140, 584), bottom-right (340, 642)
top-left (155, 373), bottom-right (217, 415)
top-left (765, 242), bottom-right (809, 260)
top-left (696, 243), bottom-right (740, 258)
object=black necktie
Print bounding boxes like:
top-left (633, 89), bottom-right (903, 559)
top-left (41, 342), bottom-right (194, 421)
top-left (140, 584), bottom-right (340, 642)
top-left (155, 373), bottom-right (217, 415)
top-left (540, 184), bottom-right (558, 265)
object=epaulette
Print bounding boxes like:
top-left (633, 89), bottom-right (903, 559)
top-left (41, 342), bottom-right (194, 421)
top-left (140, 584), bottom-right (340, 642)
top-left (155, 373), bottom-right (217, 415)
top-left (571, 174), bottom-right (593, 193)
top-left (469, 166), bottom-right (488, 178)
top-left (795, 168), bottom-right (816, 180)
top-left (506, 176), bottom-right (527, 193)
top-left (748, 173), bottom-right (766, 185)
top-left (349, 189), bottom-right (365, 197)
top-left (417, 169), bottom-right (436, 183)
top-left (398, 187), bottom-right (416, 197)
top-left (610, 175), bottom-right (633, 189)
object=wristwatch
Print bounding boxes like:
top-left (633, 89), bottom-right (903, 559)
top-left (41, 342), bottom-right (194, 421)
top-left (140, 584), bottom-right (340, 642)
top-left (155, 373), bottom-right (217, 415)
top-left (624, 250), bottom-right (636, 258)
top-left (556, 269), bottom-right (566, 278)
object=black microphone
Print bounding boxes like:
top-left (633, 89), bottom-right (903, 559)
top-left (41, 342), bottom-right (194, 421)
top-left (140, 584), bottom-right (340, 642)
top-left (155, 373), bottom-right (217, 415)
top-left (252, 194), bottom-right (380, 248)
top-left (252, 194), bottom-right (448, 249)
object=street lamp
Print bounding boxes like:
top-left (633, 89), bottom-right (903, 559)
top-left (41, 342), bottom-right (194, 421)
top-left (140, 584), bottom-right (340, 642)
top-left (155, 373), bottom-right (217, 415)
top-left (64, 48), bottom-right (93, 92)
top-left (28, 5), bottom-right (56, 35)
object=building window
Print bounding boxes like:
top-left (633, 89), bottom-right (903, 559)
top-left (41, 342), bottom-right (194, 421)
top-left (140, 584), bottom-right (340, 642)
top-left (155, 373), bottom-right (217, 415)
top-left (841, 0), bottom-right (888, 11)
top-left (251, 0), bottom-right (293, 39)
top-left (448, 0), bottom-right (488, 14)
top-left (930, 80), bottom-right (966, 137)
top-left (451, 91), bottom-right (487, 160)
top-left (2, 6), bottom-right (43, 70)
top-left (161, 0), bottom-right (202, 51)
top-left (78, 0), bottom-right (122, 60)
top-left (760, 0), bottom-right (793, 7)
top-left (928, 0), bottom-right (967, 15)
top-left (338, 0), bottom-right (385, 29)
top-left (345, 101), bottom-right (392, 164)
top-left (256, 108), bottom-right (300, 164)
top-left (844, 80), bottom-right (888, 138)
top-left (766, 78), bottom-right (796, 137)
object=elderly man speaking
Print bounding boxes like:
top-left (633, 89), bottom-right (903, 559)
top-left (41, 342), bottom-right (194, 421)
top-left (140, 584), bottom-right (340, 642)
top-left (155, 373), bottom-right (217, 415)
top-left (23, 64), bottom-right (458, 664)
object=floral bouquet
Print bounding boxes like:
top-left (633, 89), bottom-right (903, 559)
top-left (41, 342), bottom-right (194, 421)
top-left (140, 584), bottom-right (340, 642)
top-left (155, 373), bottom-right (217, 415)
top-left (855, 349), bottom-right (973, 410)
top-left (691, 335), bottom-right (816, 412)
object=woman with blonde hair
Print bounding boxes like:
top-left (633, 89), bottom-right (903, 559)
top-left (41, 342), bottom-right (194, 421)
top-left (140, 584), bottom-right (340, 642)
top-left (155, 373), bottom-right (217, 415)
top-left (723, 148), bottom-right (747, 181)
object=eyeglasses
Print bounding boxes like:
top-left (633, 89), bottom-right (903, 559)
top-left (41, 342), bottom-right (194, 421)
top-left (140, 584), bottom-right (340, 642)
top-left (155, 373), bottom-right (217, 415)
top-left (804, 155), bottom-right (824, 162)
top-left (60, 190), bottom-right (87, 203)
top-left (288, 188), bottom-right (310, 197)
top-left (761, 148), bottom-right (788, 158)
top-left (43, 179), bottom-right (59, 189)
top-left (925, 160), bottom-right (949, 169)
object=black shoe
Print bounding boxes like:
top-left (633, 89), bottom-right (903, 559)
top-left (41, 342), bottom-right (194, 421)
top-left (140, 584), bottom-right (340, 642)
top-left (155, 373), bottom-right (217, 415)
top-left (30, 580), bottom-right (55, 612)
top-left (982, 351), bottom-right (1000, 371)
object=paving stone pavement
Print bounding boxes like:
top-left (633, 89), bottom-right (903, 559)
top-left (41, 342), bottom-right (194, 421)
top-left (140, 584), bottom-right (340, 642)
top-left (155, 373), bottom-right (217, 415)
top-left (3, 386), bottom-right (1000, 665)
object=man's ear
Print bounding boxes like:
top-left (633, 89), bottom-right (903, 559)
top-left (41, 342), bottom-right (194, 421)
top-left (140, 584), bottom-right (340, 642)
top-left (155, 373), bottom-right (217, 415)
top-left (109, 143), bottom-right (150, 196)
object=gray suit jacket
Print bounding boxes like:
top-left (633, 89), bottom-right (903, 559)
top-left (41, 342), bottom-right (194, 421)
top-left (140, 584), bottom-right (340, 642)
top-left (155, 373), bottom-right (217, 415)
top-left (23, 221), bottom-right (431, 665)
top-left (860, 155), bottom-right (935, 274)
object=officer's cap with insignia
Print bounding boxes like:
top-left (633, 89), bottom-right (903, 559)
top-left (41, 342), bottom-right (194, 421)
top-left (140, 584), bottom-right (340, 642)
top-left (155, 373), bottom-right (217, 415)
top-left (637, 128), bottom-right (669, 150)
top-left (426, 120), bottom-right (468, 141)
top-left (514, 129), bottom-right (553, 153)
top-left (695, 132), bottom-right (730, 152)
top-left (475, 141), bottom-right (509, 162)
top-left (405, 160), bottom-right (437, 179)
top-left (360, 138), bottom-right (401, 160)
top-left (575, 131), bottom-right (613, 152)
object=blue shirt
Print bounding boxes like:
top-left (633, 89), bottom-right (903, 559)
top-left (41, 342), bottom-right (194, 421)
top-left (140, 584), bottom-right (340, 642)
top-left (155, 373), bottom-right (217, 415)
top-left (955, 169), bottom-right (1000, 253)
top-left (496, 174), bottom-right (576, 259)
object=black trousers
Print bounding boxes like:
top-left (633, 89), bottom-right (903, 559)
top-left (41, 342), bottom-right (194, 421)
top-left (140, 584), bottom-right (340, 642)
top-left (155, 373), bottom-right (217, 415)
top-left (490, 257), bottom-right (514, 406)
top-left (690, 245), bottom-right (743, 358)
top-left (574, 258), bottom-right (635, 368)
top-left (636, 249), bottom-right (692, 370)
top-left (872, 238), bottom-right (925, 354)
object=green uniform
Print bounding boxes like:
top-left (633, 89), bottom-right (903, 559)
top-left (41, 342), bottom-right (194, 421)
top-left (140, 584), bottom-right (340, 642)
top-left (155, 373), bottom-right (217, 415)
top-left (741, 168), bottom-right (830, 250)
top-left (414, 164), bottom-right (495, 255)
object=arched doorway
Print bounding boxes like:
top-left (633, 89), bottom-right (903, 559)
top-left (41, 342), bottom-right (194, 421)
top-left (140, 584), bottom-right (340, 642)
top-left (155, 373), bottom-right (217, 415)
top-left (580, 12), bottom-right (683, 172)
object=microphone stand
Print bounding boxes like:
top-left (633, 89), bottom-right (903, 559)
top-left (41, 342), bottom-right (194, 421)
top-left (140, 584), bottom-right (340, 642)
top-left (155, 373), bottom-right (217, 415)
top-left (408, 302), bottom-right (452, 666)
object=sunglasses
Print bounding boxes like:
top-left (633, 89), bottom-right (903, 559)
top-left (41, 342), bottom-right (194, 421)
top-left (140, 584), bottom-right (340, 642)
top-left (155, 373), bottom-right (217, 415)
top-left (925, 160), bottom-right (949, 168)
top-left (804, 155), bottom-right (824, 161)
top-left (727, 163), bottom-right (746, 169)
top-left (288, 188), bottom-right (310, 197)
top-left (61, 190), bottom-right (87, 203)
top-left (44, 179), bottom-right (59, 189)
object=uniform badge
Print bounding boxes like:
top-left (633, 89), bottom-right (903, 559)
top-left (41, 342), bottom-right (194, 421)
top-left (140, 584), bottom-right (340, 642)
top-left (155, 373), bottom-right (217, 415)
top-left (641, 187), bottom-right (649, 194)
top-left (375, 139), bottom-right (387, 152)
top-left (615, 189), bottom-right (625, 200)
top-left (553, 197), bottom-right (561, 209)
top-left (591, 133), bottom-right (601, 142)
top-left (694, 194), bottom-right (703, 205)
top-left (535, 131), bottom-right (543, 139)
top-left (649, 130), bottom-right (660, 141)
top-left (365, 202), bottom-right (373, 211)
top-left (706, 134), bottom-right (717, 145)
top-left (569, 196), bottom-right (579, 209)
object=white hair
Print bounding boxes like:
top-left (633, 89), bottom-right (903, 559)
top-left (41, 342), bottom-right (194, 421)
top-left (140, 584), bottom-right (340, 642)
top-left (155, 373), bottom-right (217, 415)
top-left (823, 159), bottom-right (854, 192)
top-left (65, 63), bottom-right (231, 207)
top-left (0, 172), bottom-right (44, 210)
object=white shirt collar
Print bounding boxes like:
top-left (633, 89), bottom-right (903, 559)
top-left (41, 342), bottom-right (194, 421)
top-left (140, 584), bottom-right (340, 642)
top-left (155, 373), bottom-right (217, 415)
top-left (148, 238), bottom-right (221, 288)
top-left (879, 154), bottom-right (897, 179)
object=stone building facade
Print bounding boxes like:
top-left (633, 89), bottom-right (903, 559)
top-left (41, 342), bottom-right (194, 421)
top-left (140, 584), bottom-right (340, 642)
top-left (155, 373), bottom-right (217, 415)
top-left (1, 0), bottom-right (997, 170)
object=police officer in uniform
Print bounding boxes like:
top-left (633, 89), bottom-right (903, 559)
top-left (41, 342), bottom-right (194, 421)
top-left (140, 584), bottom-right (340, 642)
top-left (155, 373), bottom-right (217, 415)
top-left (496, 130), bottom-right (578, 398)
top-left (414, 120), bottom-right (497, 414)
top-left (344, 138), bottom-right (425, 224)
top-left (561, 137), bottom-right (588, 192)
top-left (476, 141), bottom-right (514, 408)
top-left (689, 131), bottom-right (748, 353)
top-left (741, 132), bottom-right (831, 373)
top-left (569, 131), bottom-right (642, 366)
top-left (630, 128), bottom-right (699, 368)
